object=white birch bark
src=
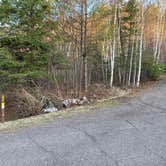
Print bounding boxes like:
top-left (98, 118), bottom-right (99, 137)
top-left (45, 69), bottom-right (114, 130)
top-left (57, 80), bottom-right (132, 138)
top-left (110, 3), bottom-right (117, 87)
top-left (136, 1), bottom-right (145, 87)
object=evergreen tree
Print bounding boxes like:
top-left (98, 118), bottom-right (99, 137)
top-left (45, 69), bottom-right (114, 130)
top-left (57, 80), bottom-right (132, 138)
top-left (119, 0), bottom-right (139, 85)
top-left (0, 0), bottom-right (52, 88)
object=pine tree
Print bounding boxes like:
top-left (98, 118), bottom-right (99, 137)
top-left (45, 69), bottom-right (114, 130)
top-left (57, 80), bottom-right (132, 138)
top-left (0, 0), bottom-right (52, 88)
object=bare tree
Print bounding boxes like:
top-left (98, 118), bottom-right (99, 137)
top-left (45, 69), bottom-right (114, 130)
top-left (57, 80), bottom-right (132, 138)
top-left (137, 0), bottom-right (145, 87)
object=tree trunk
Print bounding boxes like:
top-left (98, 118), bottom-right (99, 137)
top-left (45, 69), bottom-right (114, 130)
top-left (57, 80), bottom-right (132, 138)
top-left (110, 3), bottom-right (117, 88)
top-left (84, 0), bottom-right (88, 92)
top-left (136, 2), bottom-right (144, 87)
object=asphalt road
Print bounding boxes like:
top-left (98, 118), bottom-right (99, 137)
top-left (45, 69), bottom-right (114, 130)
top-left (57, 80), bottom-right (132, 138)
top-left (0, 78), bottom-right (166, 166)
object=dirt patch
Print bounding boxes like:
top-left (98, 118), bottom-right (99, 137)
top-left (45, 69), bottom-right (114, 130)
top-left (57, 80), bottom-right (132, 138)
top-left (128, 80), bottom-right (159, 98)
top-left (85, 83), bottom-right (131, 101)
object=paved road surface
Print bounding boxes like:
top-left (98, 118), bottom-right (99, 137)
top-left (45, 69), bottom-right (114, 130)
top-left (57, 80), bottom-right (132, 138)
top-left (0, 78), bottom-right (166, 166)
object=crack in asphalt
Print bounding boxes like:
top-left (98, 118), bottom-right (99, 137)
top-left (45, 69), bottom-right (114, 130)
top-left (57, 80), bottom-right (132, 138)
top-left (126, 120), bottom-right (140, 131)
top-left (125, 120), bottom-right (166, 164)
top-left (26, 131), bottom-right (53, 154)
top-left (25, 131), bottom-right (60, 166)
top-left (0, 148), bottom-right (17, 166)
top-left (138, 98), bottom-right (166, 112)
top-left (68, 126), bottom-right (119, 166)
top-left (142, 119), bottom-right (154, 125)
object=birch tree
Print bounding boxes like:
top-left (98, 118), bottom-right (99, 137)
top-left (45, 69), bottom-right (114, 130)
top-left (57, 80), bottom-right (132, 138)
top-left (136, 0), bottom-right (145, 87)
top-left (110, 2), bottom-right (117, 87)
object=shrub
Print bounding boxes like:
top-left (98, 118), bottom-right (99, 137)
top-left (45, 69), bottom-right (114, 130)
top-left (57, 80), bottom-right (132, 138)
top-left (142, 56), bottom-right (161, 81)
top-left (158, 64), bottom-right (166, 73)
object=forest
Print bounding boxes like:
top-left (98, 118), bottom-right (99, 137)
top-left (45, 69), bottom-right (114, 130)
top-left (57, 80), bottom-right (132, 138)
top-left (0, 0), bottom-right (166, 121)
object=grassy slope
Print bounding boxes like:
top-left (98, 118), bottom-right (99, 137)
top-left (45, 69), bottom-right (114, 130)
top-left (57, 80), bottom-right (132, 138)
top-left (0, 98), bottom-right (118, 132)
